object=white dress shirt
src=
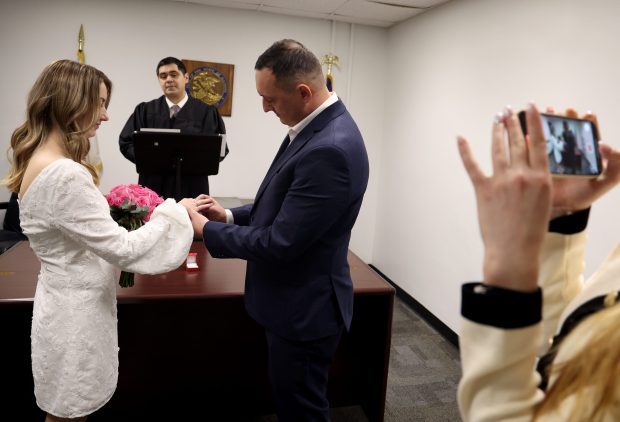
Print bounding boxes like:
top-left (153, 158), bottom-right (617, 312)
top-left (224, 92), bottom-right (339, 224)
top-left (165, 93), bottom-right (189, 111)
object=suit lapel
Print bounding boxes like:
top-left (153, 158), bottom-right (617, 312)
top-left (253, 135), bottom-right (291, 206)
top-left (252, 100), bottom-right (347, 208)
top-left (272, 134), bottom-right (291, 165)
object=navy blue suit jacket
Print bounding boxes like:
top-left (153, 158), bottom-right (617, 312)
top-left (203, 100), bottom-right (369, 341)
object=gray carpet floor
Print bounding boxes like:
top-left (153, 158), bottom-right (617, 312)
top-left (383, 297), bottom-right (461, 421)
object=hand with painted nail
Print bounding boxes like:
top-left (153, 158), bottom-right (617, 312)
top-left (457, 104), bottom-right (551, 292)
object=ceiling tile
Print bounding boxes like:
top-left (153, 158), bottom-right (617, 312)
top-left (259, 5), bottom-right (332, 21)
top-left (173, 0), bottom-right (261, 11)
top-left (256, 0), bottom-right (349, 13)
top-left (335, 1), bottom-right (422, 22)
top-left (364, 0), bottom-right (449, 8)
top-left (170, 0), bottom-right (451, 27)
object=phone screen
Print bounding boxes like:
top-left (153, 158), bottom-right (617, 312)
top-left (519, 112), bottom-right (602, 177)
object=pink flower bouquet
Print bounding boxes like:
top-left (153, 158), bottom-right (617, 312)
top-left (105, 184), bottom-right (164, 287)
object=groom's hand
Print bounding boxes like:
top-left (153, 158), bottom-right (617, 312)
top-left (194, 194), bottom-right (227, 222)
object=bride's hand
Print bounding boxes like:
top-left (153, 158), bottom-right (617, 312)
top-left (188, 208), bottom-right (208, 238)
top-left (178, 198), bottom-right (196, 214)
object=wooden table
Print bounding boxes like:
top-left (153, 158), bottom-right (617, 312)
top-left (0, 241), bottom-right (394, 421)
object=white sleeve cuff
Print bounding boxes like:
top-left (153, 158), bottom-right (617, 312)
top-left (225, 208), bottom-right (234, 224)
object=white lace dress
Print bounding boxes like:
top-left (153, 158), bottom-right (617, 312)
top-left (19, 159), bottom-right (193, 418)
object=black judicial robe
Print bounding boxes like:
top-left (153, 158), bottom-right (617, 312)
top-left (119, 95), bottom-right (228, 200)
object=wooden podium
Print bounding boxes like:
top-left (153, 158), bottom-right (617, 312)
top-left (0, 241), bottom-right (394, 421)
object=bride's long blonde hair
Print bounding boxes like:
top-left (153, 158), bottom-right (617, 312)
top-left (3, 59), bottom-right (112, 192)
top-left (535, 301), bottom-right (620, 421)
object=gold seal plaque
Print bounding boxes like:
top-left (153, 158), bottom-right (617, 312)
top-left (183, 59), bottom-right (235, 116)
top-left (190, 68), bottom-right (226, 105)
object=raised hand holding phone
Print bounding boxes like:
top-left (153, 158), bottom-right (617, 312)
top-left (457, 104), bottom-right (551, 292)
top-left (539, 108), bottom-right (620, 218)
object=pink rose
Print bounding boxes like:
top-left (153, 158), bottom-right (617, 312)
top-left (105, 184), bottom-right (164, 223)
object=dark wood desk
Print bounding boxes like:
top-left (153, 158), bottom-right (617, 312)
top-left (0, 241), bottom-right (394, 421)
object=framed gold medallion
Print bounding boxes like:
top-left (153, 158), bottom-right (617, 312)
top-left (183, 59), bottom-right (234, 116)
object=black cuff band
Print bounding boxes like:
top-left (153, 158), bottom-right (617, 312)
top-left (548, 207), bottom-right (590, 234)
top-left (461, 282), bottom-right (542, 329)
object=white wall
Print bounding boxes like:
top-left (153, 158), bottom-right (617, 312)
top-left (0, 0), bottom-right (386, 262)
top-left (377, 0), bottom-right (620, 332)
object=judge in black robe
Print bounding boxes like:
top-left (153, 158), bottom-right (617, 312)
top-left (119, 94), bottom-right (227, 200)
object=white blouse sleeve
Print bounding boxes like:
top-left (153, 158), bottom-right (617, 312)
top-left (458, 319), bottom-right (544, 422)
top-left (537, 231), bottom-right (586, 354)
top-left (51, 163), bottom-right (193, 274)
top-left (458, 231), bottom-right (588, 421)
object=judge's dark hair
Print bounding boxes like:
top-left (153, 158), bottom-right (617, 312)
top-left (156, 57), bottom-right (186, 75)
top-left (254, 39), bottom-right (324, 91)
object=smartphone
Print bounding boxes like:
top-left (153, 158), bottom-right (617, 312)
top-left (518, 111), bottom-right (602, 177)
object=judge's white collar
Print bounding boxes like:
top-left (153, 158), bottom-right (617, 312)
top-left (165, 93), bottom-right (188, 110)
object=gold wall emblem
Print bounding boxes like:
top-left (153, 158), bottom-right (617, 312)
top-left (183, 60), bottom-right (235, 116)
top-left (189, 68), bottom-right (226, 106)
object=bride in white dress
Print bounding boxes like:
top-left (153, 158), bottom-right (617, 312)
top-left (4, 60), bottom-right (195, 421)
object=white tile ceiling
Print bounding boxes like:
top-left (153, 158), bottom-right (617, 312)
top-left (171, 0), bottom-right (451, 27)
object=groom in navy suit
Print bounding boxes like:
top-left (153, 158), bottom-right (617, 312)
top-left (189, 39), bottom-right (369, 421)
